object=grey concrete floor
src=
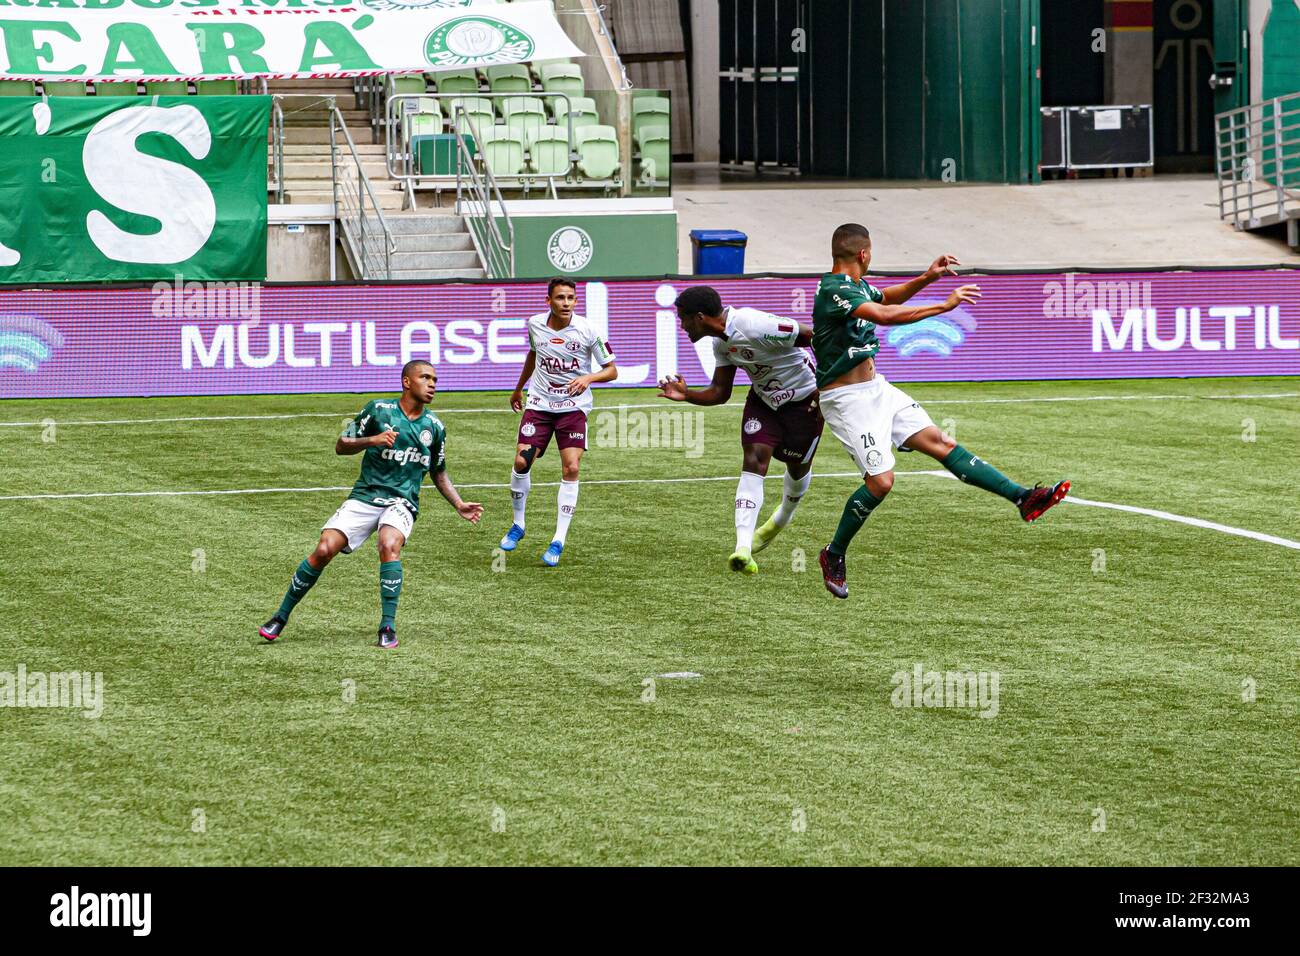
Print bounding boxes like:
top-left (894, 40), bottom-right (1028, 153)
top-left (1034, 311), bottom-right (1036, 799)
top-left (672, 167), bottom-right (1300, 274)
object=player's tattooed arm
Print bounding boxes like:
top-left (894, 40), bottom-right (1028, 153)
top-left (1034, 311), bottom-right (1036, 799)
top-left (881, 253), bottom-right (962, 304)
top-left (432, 469), bottom-right (483, 524)
top-left (511, 351), bottom-right (536, 412)
top-left (854, 284), bottom-right (981, 327)
top-left (658, 363), bottom-right (736, 405)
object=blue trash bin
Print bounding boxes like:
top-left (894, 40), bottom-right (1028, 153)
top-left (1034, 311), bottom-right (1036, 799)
top-left (689, 229), bottom-right (748, 275)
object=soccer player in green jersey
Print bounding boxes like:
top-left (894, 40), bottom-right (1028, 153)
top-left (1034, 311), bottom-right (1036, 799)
top-left (813, 223), bottom-right (1070, 599)
top-left (259, 360), bottom-right (484, 647)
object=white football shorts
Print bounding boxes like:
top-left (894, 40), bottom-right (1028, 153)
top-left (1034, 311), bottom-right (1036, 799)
top-left (819, 374), bottom-right (935, 477)
top-left (323, 499), bottom-right (414, 553)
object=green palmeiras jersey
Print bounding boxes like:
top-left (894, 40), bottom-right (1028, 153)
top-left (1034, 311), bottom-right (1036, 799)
top-left (345, 398), bottom-right (446, 517)
top-left (811, 272), bottom-right (885, 388)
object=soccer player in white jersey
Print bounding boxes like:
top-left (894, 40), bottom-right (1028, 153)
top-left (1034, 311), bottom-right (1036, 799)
top-left (657, 285), bottom-right (824, 574)
top-left (498, 278), bottom-right (618, 566)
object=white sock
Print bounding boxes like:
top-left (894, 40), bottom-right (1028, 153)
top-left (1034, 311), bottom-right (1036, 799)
top-left (510, 470), bottom-right (530, 529)
top-left (554, 479), bottom-right (579, 545)
top-left (772, 470), bottom-right (812, 529)
top-left (734, 471), bottom-right (765, 552)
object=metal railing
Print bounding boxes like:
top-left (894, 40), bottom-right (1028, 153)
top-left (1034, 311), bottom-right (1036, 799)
top-left (330, 104), bottom-right (396, 280)
top-left (385, 90), bottom-right (582, 201)
top-left (452, 105), bottom-right (514, 279)
top-left (269, 97), bottom-right (284, 203)
top-left (1215, 91), bottom-right (1300, 231)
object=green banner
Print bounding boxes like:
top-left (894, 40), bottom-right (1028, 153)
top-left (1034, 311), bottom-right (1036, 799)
top-left (0, 95), bottom-right (270, 284)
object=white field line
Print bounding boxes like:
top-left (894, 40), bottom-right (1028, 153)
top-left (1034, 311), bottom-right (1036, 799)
top-left (1, 469), bottom-right (1296, 552)
top-left (0, 391), bottom-right (1296, 428)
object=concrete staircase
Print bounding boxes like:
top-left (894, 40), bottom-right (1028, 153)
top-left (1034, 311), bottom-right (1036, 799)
top-left (386, 213), bottom-right (486, 280)
top-left (265, 79), bottom-right (487, 277)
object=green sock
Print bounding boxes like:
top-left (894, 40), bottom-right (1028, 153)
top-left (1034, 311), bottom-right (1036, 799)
top-left (379, 560), bottom-right (403, 628)
top-left (277, 558), bottom-right (321, 621)
top-left (942, 444), bottom-right (1026, 503)
top-left (829, 485), bottom-right (883, 555)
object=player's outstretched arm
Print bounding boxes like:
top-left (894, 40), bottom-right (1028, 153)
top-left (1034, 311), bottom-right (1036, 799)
top-left (855, 284), bottom-right (981, 326)
top-left (881, 254), bottom-right (961, 305)
top-left (510, 351), bottom-right (536, 412)
top-left (433, 469), bottom-right (483, 524)
top-left (658, 364), bottom-right (736, 406)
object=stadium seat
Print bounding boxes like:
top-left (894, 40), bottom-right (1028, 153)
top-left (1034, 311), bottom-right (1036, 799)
top-left (449, 96), bottom-right (495, 135)
top-left (390, 75), bottom-right (427, 95)
top-left (528, 126), bottom-right (574, 176)
top-left (540, 63), bottom-right (584, 100)
top-left (529, 57), bottom-right (572, 83)
top-left (576, 125), bottom-right (620, 181)
top-left (93, 82), bottom-right (141, 96)
top-left (633, 96), bottom-right (671, 139)
top-left (636, 125), bottom-right (671, 183)
top-left (486, 65), bottom-right (532, 95)
top-left (432, 69), bottom-right (481, 95)
top-left (503, 98), bottom-right (547, 145)
top-left (474, 125), bottom-right (526, 176)
top-left (41, 81), bottom-right (88, 97)
top-left (144, 81), bottom-right (189, 96)
top-left (196, 80), bottom-right (238, 95)
top-left (554, 103), bottom-right (601, 144)
top-left (0, 80), bottom-right (37, 96)
top-left (405, 98), bottom-right (444, 142)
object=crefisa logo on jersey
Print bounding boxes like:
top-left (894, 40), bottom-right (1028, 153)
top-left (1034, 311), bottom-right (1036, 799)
top-left (547, 227), bottom-right (594, 273)
top-left (743, 418), bottom-right (762, 435)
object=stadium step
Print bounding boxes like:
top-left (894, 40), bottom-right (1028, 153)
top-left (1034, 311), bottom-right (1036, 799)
top-left (281, 160), bottom-right (388, 180)
top-left (390, 250), bottom-right (482, 271)
top-left (282, 188), bottom-right (406, 211)
top-left (384, 213), bottom-right (470, 236)
top-left (391, 267), bottom-right (487, 281)
top-left (281, 126), bottom-right (377, 145)
top-left (392, 233), bottom-right (476, 253)
top-left (281, 143), bottom-right (386, 157)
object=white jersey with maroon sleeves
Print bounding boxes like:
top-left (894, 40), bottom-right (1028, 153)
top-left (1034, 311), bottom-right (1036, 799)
top-left (712, 306), bottom-right (818, 410)
top-left (525, 312), bottom-right (616, 415)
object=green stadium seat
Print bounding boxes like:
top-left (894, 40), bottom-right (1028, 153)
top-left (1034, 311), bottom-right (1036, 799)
top-left (529, 57), bottom-right (572, 83)
top-left (432, 69), bottom-right (480, 95)
top-left (540, 63), bottom-right (584, 100)
top-left (196, 80), bottom-right (237, 95)
top-left (93, 82), bottom-right (140, 96)
top-left (449, 96), bottom-right (495, 137)
top-left (475, 125), bottom-right (526, 176)
top-left (503, 97), bottom-right (546, 144)
top-left (42, 81), bottom-right (88, 96)
top-left (144, 81), bottom-right (189, 96)
top-left (576, 124), bottom-right (620, 180)
top-left (0, 80), bottom-right (37, 96)
top-left (554, 96), bottom-right (600, 137)
top-left (486, 64), bottom-right (531, 94)
top-left (633, 95), bottom-right (670, 139)
top-left (636, 125), bottom-right (671, 183)
top-left (499, 94), bottom-right (544, 119)
top-left (528, 126), bottom-right (574, 176)
top-left (390, 75), bottom-right (427, 95)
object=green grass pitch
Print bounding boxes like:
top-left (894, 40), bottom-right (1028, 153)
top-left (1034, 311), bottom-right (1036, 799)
top-left (0, 376), bottom-right (1296, 866)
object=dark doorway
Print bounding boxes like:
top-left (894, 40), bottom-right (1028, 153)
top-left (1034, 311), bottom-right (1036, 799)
top-left (1153, 0), bottom-right (1216, 171)
top-left (1040, 0), bottom-right (1105, 107)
